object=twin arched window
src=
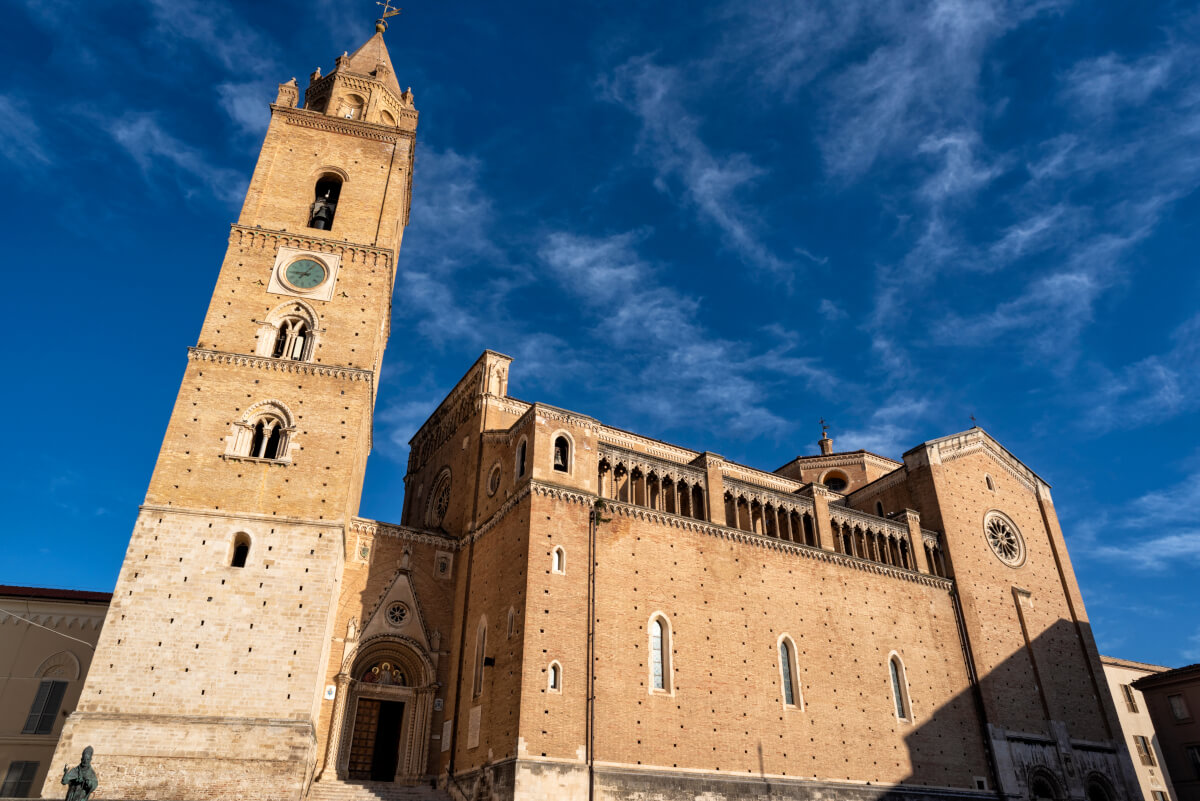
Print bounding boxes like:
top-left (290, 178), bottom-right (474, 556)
top-left (272, 318), bottom-right (311, 360)
top-left (229, 401), bottom-right (295, 463)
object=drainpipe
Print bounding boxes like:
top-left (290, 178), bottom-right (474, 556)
top-left (951, 584), bottom-right (1004, 800)
top-left (586, 499), bottom-right (607, 801)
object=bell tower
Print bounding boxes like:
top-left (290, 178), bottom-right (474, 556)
top-left (46, 25), bottom-right (417, 801)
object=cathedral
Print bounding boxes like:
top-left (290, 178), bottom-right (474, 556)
top-left (46, 19), bottom-right (1142, 801)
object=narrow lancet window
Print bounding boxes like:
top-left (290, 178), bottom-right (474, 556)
top-left (890, 655), bottom-right (909, 720)
top-left (780, 640), bottom-right (797, 705)
top-left (650, 617), bottom-right (668, 691)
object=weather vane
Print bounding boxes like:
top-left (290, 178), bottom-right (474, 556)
top-left (820, 418), bottom-right (830, 438)
top-left (375, 0), bottom-right (402, 32)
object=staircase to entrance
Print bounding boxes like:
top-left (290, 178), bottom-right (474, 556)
top-left (306, 778), bottom-right (451, 801)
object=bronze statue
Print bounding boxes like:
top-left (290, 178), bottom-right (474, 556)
top-left (62, 746), bottom-right (98, 801)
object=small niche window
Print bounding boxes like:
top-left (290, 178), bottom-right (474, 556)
top-left (553, 436), bottom-right (571, 473)
top-left (779, 636), bottom-right (800, 708)
top-left (649, 615), bottom-right (671, 693)
top-left (889, 654), bottom-right (910, 721)
top-left (506, 607), bottom-right (516, 639)
top-left (308, 175), bottom-right (342, 230)
top-left (272, 318), bottom-right (311, 361)
top-left (875, 501), bottom-right (885, 517)
top-left (23, 679), bottom-right (67, 735)
top-left (230, 533), bottom-right (251, 568)
top-left (986, 474), bottom-right (996, 491)
top-left (552, 547), bottom-right (565, 574)
top-left (548, 662), bottom-right (561, 692)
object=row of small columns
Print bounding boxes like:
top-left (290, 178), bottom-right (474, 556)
top-left (596, 452), bottom-right (938, 576)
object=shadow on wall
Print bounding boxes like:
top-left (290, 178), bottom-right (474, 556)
top-left (589, 617), bottom-right (1137, 801)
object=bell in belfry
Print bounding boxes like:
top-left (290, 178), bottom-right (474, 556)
top-left (309, 190), bottom-right (336, 230)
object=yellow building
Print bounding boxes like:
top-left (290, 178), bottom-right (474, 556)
top-left (46, 19), bottom-right (1147, 801)
top-left (0, 586), bottom-right (108, 798)
top-left (1101, 656), bottom-right (1178, 801)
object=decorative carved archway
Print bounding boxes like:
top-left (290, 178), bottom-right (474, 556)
top-left (319, 635), bottom-right (436, 783)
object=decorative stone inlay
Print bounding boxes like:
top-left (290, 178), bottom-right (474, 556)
top-left (985, 511), bottom-right (1026, 567)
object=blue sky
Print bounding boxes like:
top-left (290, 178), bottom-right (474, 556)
top-left (2, 0), bottom-right (1198, 667)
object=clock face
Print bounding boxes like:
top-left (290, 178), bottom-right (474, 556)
top-left (284, 258), bottom-right (327, 289)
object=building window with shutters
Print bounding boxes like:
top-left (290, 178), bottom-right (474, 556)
top-left (23, 679), bottom-right (67, 735)
top-left (0, 762), bottom-right (39, 798)
top-left (1120, 684), bottom-right (1139, 713)
top-left (1169, 693), bottom-right (1191, 720)
top-left (1132, 735), bottom-right (1156, 766)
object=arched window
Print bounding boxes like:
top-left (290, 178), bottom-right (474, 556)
top-left (986, 474), bottom-right (996, 491)
top-left (308, 174), bottom-right (342, 230)
top-left (548, 662), bottom-right (561, 692)
top-left (649, 615), bottom-right (671, 693)
top-left (515, 439), bottom-right (527, 478)
top-left (823, 472), bottom-right (848, 492)
top-left (229, 400), bottom-right (295, 463)
top-left (779, 636), bottom-right (801, 708)
top-left (230, 533), bottom-right (251, 568)
top-left (876, 501), bottom-right (885, 516)
top-left (1030, 771), bottom-right (1061, 801)
top-left (553, 436), bottom-right (570, 473)
top-left (889, 654), bottom-right (910, 721)
top-left (472, 618), bottom-right (487, 698)
top-left (272, 318), bottom-right (311, 361)
top-left (1085, 776), bottom-right (1114, 801)
top-left (552, 547), bottom-right (565, 574)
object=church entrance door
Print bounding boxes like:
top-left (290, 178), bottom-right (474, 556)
top-left (347, 698), bottom-right (405, 781)
top-left (370, 701), bottom-right (404, 781)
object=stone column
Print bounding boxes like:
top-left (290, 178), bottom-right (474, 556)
top-left (805, 486), bottom-right (836, 551)
top-left (318, 673), bottom-right (354, 780)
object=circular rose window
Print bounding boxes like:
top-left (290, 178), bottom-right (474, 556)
top-left (386, 602), bottom-right (409, 627)
top-left (427, 470), bottom-right (451, 527)
top-left (984, 511), bottom-right (1025, 567)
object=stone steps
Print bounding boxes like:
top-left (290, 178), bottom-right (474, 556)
top-left (306, 778), bottom-right (451, 801)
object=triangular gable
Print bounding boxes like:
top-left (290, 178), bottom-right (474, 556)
top-left (359, 568), bottom-right (431, 651)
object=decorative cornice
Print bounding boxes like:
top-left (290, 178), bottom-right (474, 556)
top-left (927, 430), bottom-right (1040, 493)
top-left (788, 451), bottom-right (902, 472)
top-left (276, 105), bottom-right (415, 144)
top-left (139, 503), bottom-right (343, 530)
top-left (722, 477), bottom-right (814, 514)
top-left (721, 463), bottom-right (805, 495)
top-left (598, 443), bottom-right (706, 484)
top-left (827, 504), bottom-right (910, 540)
top-left (230, 224), bottom-right (394, 263)
top-left (532, 403), bottom-right (600, 431)
top-left (348, 518), bottom-right (460, 550)
top-left (188, 348), bottom-right (375, 384)
top-left (596, 497), bottom-right (951, 590)
top-left (596, 426), bottom-right (701, 465)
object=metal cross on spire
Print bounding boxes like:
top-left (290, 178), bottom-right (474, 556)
top-left (375, 0), bottom-right (402, 32)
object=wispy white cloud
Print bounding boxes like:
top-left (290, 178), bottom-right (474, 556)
top-left (836, 395), bottom-right (933, 457)
top-left (144, 0), bottom-right (279, 76)
top-left (0, 96), bottom-right (51, 167)
top-left (603, 58), bottom-right (789, 275)
top-left (1086, 470), bottom-right (1200, 573)
top-left (106, 112), bottom-right (247, 205)
top-left (216, 81), bottom-right (275, 136)
top-left (1061, 52), bottom-right (1173, 117)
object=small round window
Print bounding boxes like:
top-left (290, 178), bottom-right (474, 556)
top-left (386, 602), bottom-right (409, 627)
top-left (487, 463), bottom-right (502, 496)
top-left (984, 511), bottom-right (1026, 567)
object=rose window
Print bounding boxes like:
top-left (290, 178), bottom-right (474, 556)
top-left (386, 602), bottom-right (409, 627)
top-left (984, 512), bottom-right (1025, 567)
top-left (427, 470), bottom-right (451, 527)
